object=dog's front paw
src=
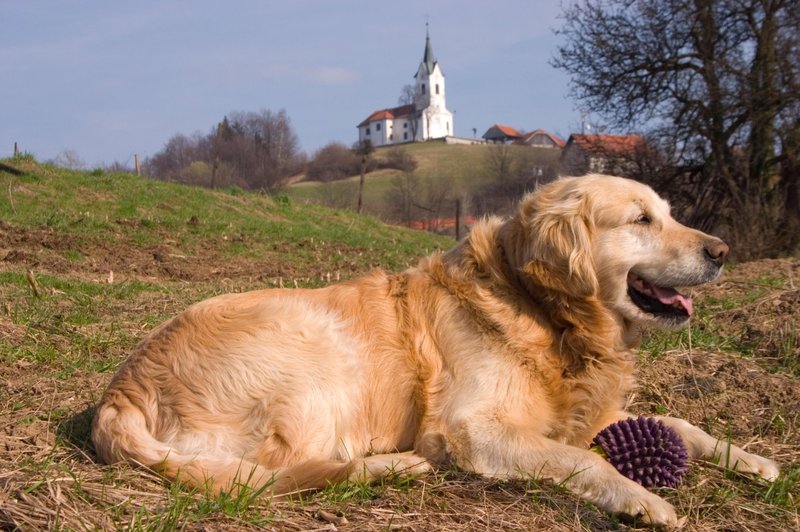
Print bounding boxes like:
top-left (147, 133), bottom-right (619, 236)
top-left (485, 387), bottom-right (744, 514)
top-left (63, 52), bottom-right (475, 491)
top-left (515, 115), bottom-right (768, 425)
top-left (731, 452), bottom-right (780, 482)
top-left (617, 491), bottom-right (679, 529)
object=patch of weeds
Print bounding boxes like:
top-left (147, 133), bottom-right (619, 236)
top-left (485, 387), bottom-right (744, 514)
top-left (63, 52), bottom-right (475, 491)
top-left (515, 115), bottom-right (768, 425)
top-left (129, 481), bottom-right (196, 531)
top-left (64, 249), bottom-right (84, 261)
top-left (759, 463), bottom-right (799, 510)
top-left (318, 480), bottom-right (381, 504)
top-left (273, 192), bottom-right (292, 207)
top-left (777, 328), bottom-right (799, 376)
top-left (127, 476), bottom-right (276, 530)
top-left (642, 317), bottom-right (749, 359)
top-left (194, 478), bottom-right (275, 525)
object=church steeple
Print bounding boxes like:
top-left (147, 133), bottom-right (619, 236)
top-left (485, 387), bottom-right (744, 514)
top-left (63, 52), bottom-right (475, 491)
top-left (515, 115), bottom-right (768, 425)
top-left (421, 25), bottom-right (436, 75)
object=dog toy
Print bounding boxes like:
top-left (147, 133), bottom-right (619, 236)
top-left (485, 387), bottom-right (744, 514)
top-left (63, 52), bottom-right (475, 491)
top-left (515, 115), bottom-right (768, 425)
top-left (592, 416), bottom-right (688, 489)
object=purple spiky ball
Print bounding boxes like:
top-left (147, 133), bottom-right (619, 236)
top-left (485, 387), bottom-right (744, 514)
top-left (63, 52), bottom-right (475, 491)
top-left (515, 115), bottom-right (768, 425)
top-left (593, 417), bottom-right (688, 489)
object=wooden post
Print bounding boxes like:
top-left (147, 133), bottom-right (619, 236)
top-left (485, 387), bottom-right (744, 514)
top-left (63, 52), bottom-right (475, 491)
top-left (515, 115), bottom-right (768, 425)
top-left (14, 142), bottom-right (19, 157)
top-left (134, 154), bottom-right (141, 176)
top-left (455, 198), bottom-right (461, 241)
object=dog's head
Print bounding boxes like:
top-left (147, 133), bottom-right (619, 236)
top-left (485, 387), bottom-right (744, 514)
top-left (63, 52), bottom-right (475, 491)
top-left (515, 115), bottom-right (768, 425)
top-left (506, 174), bottom-right (728, 329)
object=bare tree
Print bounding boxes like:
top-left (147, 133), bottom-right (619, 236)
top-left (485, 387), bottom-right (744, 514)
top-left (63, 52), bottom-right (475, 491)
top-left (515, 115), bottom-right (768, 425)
top-left (306, 142), bottom-right (361, 182)
top-left (398, 84), bottom-right (421, 141)
top-left (146, 109), bottom-right (306, 191)
top-left (51, 149), bottom-right (86, 171)
top-left (485, 144), bottom-right (517, 182)
top-left (552, 0), bottom-right (800, 258)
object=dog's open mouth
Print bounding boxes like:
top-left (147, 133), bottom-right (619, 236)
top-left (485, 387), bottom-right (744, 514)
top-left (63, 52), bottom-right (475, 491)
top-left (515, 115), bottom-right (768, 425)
top-left (627, 273), bottom-right (693, 320)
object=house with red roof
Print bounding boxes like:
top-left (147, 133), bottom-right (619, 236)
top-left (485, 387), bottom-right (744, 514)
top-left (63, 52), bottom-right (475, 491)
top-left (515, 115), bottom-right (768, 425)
top-left (482, 126), bottom-right (565, 148)
top-left (357, 29), bottom-right (454, 147)
top-left (520, 129), bottom-right (566, 149)
top-left (482, 125), bottom-right (523, 144)
top-left (561, 134), bottom-right (644, 176)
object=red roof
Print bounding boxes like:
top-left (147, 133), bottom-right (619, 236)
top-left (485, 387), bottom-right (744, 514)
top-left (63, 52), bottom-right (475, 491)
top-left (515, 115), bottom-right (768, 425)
top-left (484, 124), bottom-right (522, 139)
top-left (567, 134), bottom-right (642, 155)
top-left (521, 128), bottom-right (566, 148)
top-left (358, 104), bottom-right (416, 127)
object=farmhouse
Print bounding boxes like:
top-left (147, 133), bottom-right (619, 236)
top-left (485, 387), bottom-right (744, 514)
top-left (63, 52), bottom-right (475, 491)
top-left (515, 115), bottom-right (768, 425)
top-left (357, 30), bottom-right (454, 146)
top-left (561, 133), bottom-right (644, 176)
top-left (482, 125), bottom-right (523, 144)
top-left (482, 125), bottom-right (565, 148)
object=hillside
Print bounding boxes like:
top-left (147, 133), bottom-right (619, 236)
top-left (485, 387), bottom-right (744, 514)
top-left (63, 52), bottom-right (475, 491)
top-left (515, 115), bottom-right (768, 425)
top-left (1, 158), bottom-right (798, 530)
top-left (286, 140), bottom-right (561, 219)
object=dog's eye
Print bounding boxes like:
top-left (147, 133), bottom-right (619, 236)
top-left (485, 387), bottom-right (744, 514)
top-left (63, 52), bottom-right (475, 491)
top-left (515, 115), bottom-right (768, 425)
top-left (635, 214), bottom-right (651, 225)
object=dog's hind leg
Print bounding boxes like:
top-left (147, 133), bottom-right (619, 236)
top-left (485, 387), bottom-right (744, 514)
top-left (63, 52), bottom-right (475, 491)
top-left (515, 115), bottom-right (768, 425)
top-left (347, 451), bottom-right (432, 483)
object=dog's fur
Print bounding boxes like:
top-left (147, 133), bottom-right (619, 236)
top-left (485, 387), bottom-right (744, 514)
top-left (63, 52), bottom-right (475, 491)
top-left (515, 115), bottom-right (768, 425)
top-left (93, 175), bottom-right (779, 527)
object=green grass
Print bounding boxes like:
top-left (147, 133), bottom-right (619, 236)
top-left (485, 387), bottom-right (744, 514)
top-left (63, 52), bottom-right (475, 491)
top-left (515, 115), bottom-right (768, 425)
top-left (1, 159), bottom-right (451, 274)
top-left (285, 140), bottom-right (511, 215)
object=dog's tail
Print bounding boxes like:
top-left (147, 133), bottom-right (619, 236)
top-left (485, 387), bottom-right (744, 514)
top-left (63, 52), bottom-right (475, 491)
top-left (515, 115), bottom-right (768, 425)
top-left (92, 387), bottom-right (429, 496)
top-left (91, 387), bottom-right (360, 496)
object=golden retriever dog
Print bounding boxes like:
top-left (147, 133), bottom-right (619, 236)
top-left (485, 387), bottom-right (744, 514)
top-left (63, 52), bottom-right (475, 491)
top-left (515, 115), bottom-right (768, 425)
top-left (93, 174), bottom-right (779, 527)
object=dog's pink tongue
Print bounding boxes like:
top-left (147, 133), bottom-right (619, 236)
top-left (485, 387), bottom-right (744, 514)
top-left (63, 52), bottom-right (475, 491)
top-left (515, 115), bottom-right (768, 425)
top-left (651, 285), bottom-right (693, 315)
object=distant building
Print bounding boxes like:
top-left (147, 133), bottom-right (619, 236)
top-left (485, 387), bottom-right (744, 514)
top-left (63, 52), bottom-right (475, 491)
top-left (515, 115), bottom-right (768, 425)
top-left (357, 30), bottom-right (454, 146)
top-left (482, 124), bottom-right (523, 144)
top-left (482, 125), bottom-right (565, 148)
top-left (519, 129), bottom-right (565, 149)
top-left (561, 134), bottom-right (644, 176)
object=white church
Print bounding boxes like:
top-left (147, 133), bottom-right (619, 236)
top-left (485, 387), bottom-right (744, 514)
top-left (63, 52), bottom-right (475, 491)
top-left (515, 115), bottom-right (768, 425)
top-left (357, 30), bottom-right (454, 146)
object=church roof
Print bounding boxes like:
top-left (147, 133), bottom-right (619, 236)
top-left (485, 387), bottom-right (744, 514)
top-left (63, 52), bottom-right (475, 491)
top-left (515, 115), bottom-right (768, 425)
top-left (358, 104), bottom-right (416, 127)
top-left (416, 29), bottom-right (437, 77)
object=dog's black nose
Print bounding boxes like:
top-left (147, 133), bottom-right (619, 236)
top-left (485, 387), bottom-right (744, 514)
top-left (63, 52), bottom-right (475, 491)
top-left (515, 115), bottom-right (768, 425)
top-left (704, 239), bottom-right (729, 266)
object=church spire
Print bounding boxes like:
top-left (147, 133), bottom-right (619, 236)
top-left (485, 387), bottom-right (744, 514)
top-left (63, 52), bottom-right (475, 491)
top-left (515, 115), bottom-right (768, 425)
top-left (421, 23), bottom-right (436, 75)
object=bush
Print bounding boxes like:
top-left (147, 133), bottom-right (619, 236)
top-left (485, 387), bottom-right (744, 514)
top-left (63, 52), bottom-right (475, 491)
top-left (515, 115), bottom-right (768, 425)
top-left (306, 143), bottom-right (361, 182)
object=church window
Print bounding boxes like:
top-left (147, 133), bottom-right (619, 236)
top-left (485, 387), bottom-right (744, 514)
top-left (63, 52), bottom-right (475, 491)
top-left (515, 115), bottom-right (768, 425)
top-left (376, 123), bottom-right (381, 131)
top-left (366, 127), bottom-right (370, 135)
top-left (404, 132), bottom-right (408, 140)
top-left (436, 84), bottom-right (440, 95)
top-left (404, 123), bottom-right (408, 129)
top-left (421, 83), bottom-right (426, 94)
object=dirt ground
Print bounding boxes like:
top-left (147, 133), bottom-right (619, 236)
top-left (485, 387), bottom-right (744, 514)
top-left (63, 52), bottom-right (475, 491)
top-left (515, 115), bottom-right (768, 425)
top-left (1, 221), bottom-right (799, 530)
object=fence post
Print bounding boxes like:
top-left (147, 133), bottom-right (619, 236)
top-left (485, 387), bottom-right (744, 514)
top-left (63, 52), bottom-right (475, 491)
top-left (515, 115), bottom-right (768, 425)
top-left (14, 142), bottom-right (19, 157)
top-left (134, 154), bottom-right (141, 176)
top-left (455, 198), bottom-right (461, 241)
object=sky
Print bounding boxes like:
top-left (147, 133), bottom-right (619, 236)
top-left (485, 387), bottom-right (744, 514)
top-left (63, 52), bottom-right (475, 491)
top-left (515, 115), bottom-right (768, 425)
top-left (0, 1), bottom-right (582, 168)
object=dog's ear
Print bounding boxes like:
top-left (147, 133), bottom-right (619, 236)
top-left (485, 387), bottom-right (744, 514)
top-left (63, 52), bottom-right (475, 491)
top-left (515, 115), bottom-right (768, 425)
top-left (513, 181), bottom-right (598, 297)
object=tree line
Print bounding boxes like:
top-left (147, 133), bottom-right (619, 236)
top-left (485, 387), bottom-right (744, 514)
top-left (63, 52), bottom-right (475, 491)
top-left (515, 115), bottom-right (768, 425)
top-left (145, 110), bottom-right (306, 191)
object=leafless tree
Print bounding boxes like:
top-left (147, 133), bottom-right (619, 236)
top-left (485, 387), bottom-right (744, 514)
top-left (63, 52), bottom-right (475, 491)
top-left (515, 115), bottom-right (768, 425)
top-left (146, 109), bottom-right (305, 191)
top-left (553, 0), bottom-right (800, 258)
top-left (398, 84), bottom-right (421, 141)
top-left (306, 142), bottom-right (361, 182)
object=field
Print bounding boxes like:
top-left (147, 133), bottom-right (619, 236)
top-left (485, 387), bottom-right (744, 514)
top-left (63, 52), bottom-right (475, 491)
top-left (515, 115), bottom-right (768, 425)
top-left (1, 159), bottom-right (798, 530)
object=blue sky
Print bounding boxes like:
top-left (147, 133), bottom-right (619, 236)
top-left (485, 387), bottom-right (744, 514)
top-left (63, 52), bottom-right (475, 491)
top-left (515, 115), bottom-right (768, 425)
top-left (0, 1), bottom-right (581, 167)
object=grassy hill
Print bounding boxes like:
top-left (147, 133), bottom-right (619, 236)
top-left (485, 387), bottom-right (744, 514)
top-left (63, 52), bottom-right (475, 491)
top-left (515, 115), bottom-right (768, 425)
top-left (285, 140), bottom-right (560, 218)
top-left (1, 157), bottom-right (798, 530)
